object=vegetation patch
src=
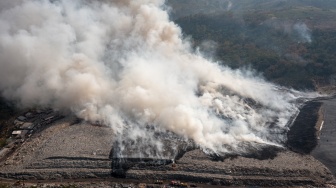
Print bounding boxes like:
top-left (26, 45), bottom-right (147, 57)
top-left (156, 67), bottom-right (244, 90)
top-left (173, 1), bottom-right (336, 90)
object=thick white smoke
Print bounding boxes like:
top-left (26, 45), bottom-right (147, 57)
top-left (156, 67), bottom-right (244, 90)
top-left (0, 0), bottom-right (315, 157)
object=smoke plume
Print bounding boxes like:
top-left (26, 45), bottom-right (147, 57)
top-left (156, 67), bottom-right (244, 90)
top-left (0, 0), bottom-right (315, 157)
top-left (227, 1), bottom-right (233, 11)
top-left (265, 19), bottom-right (312, 43)
top-left (294, 22), bottom-right (312, 43)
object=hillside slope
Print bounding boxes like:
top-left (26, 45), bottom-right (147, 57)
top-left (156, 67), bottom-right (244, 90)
top-left (168, 0), bottom-right (336, 90)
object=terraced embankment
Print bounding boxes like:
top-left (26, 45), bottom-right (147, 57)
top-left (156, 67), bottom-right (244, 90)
top-left (0, 109), bottom-right (334, 187)
top-left (126, 149), bottom-right (334, 187)
top-left (0, 118), bottom-right (114, 180)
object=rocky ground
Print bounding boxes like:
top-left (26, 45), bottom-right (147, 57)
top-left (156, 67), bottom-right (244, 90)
top-left (0, 114), bottom-right (114, 180)
top-left (0, 107), bottom-right (335, 187)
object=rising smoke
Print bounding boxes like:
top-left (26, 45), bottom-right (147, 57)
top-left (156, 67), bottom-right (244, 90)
top-left (0, 0), bottom-right (316, 157)
top-left (294, 22), bottom-right (312, 43)
top-left (265, 19), bottom-right (312, 43)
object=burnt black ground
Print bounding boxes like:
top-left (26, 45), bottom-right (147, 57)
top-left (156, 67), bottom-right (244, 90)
top-left (286, 96), bottom-right (336, 176)
top-left (312, 98), bottom-right (336, 176)
top-left (286, 101), bottom-right (322, 154)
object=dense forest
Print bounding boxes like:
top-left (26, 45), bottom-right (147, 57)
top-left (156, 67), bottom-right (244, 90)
top-left (168, 0), bottom-right (336, 90)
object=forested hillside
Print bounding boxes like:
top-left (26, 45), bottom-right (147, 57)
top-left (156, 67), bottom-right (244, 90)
top-left (168, 0), bottom-right (336, 19)
top-left (168, 0), bottom-right (336, 89)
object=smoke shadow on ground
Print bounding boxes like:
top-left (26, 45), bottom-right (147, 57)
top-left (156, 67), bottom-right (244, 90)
top-left (210, 145), bottom-right (285, 161)
top-left (45, 156), bottom-right (110, 161)
top-left (286, 101), bottom-right (321, 154)
top-left (108, 137), bottom-right (196, 178)
top-left (110, 157), bottom-right (172, 178)
top-left (0, 98), bottom-right (15, 121)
